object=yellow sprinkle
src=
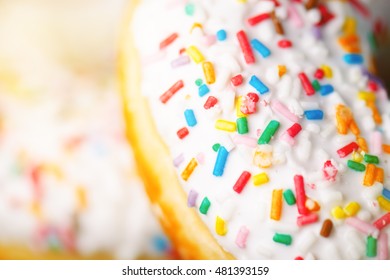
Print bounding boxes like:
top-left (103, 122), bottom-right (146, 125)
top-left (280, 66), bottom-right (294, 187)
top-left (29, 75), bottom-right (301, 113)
top-left (190, 23), bottom-right (203, 33)
top-left (186, 45), bottom-right (205, 64)
top-left (253, 148), bottom-right (272, 168)
top-left (378, 196), bottom-right (390, 212)
top-left (235, 97), bottom-right (247, 118)
top-left (278, 65), bottom-right (287, 77)
top-left (216, 216), bottom-right (227, 236)
top-left (30, 201), bottom-right (42, 219)
top-left (331, 206), bottom-right (346, 219)
top-left (352, 151), bottom-right (363, 162)
top-left (363, 164), bottom-right (376, 187)
top-left (358, 91), bottom-right (376, 102)
top-left (215, 120), bottom-right (236, 132)
top-left (343, 17), bottom-right (357, 35)
top-left (270, 189), bottom-right (283, 221)
top-left (76, 186), bottom-right (87, 211)
top-left (181, 158), bottom-right (198, 181)
top-left (237, 0), bottom-right (247, 3)
top-left (202, 61), bottom-right (215, 84)
top-left (41, 163), bottom-right (63, 180)
top-left (253, 172), bottom-right (269, 186)
top-left (321, 65), bottom-right (333, 78)
top-left (343, 202), bottom-right (360, 217)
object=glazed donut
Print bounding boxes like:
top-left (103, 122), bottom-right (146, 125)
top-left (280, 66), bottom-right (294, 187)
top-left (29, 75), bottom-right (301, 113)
top-left (120, 0), bottom-right (390, 259)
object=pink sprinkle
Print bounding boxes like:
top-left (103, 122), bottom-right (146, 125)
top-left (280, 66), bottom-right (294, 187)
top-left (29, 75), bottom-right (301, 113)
top-left (202, 34), bottom-right (216, 47)
top-left (233, 135), bottom-right (257, 148)
top-left (345, 217), bottom-right (379, 236)
top-left (270, 100), bottom-right (299, 123)
top-left (322, 160), bottom-right (338, 182)
top-left (240, 93), bottom-right (259, 114)
top-left (196, 153), bottom-right (205, 164)
top-left (171, 55), bottom-right (191, 68)
top-left (297, 213), bottom-right (318, 226)
top-left (187, 189), bottom-right (198, 207)
top-left (288, 4), bottom-right (304, 28)
top-left (371, 131), bottom-right (382, 155)
top-left (173, 154), bottom-right (185, 167)
top-left (235, 226), bottom-right (250, 249)
top-left (378, 232), bottom-right (388, 260)
top-left (280, 133), bottom-right (295, 146)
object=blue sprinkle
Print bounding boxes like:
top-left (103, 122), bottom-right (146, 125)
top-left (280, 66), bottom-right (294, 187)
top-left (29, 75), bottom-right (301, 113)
top-left (343, 54), bottom-right (364, 65)
top-left (213, 146), bottom-right (229, 177)
top-left (382, 188), bottom-right (390, 201)
top-left (320, 84), bottom-right (334, 96)
top-left (249, 75), bottom-right (269, 94)
top-left (216, 29), bottom-right (227, 41)
top-left (152, 235), bottom-right (170, 253)
top-left (250, 39), bottom-right (271, 58)
top-left (198, 84), bottom-right (210, 97)
top-left (304, 110), bottom-right (324, 120)
top-left (184, 109), bottom-right (197, 127)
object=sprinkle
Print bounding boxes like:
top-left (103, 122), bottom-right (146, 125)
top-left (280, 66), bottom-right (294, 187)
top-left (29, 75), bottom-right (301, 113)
top-left (216, 29), bottom-right (227, 41)
top-left (277, 39), bottom-right (292, 48)
top-left (173, 154), bottom-right (184, 167)
top-left (323, 160), bottom-right (338, 181)
top-left (236, 117), bottom-right (249, 134)
top-left (283, 189), bottom-right (296, 205)
top-left (204, 96), bottom-right (218, 109)
top-left (357, 137), bottom-right (368, 152)
top-left (212, 143), bottom-right (220, 152)
top-left (298, 72), bottom-right (315, 96)
top-left (273, 233), bottom-right (292, 245)
top-left (171, 56), bottom-right (191, 68)
top-left (288, 4), bottom-right (304, 28)
top-left (371, 131), bottom-right (383, 155)
top-left (181, 158), bottom-right (198, 181)
top-left (253, 147), bottom-right (272, 168)
top-left (159, 33), bottom-right (178, 49)
top-left (305, 198), bottom-right (320, 212)
top-left (213, 146), bottom-right (229, 177)
top-left (321, 65), bottom-right (333, 78)
top-left (312, 80), bottom-right (321, 92)
top-left (237, 30), bottom-right (255, 64)
top-left (294, 175), bottom-right (309, 215)
top-left (216, 216), bottom-right (227, 236)
top-left (278, 65), bottom-right (287, 77)
top-left (383, 144), bottom-right (390, 154)
top-left (160, 80), bottom-right (184, 103)
top-left (247, 13), bottom-right (270, 26)
top-left (316, 4), bottom-right (335, 26)
top-left (231, 74), bottom-right (243, 86)
top-left (177, 127), bottom-right (189, 139)
top-left (335, 104), bottom-right (353, 134)
top-left (215, 120), bottom-right (236, 132)
top-left (184, 109), bottom-right (197, 127)
top-left (286, 123), bottom-right (302, 138)
top-left (195, 79), bottom-right (203, 86)
top-left (304, 110), bottom-right (324, 120)
top-left (314, 69), bottom-right (324, 79)
top-left (270, 11), bottom-right (284, 35)
top-left (198, 84), bottom-right (210, 97)
top-left (186, 45), bottom-right (205, 64)
top-left (76, 186), bottom-right (87, 211)
top-left (382, 188), bottom-right (390, 201)
top-left (249, 75), bottom-right (269, 94)
top-left (346, 217), bottom-right (379, 236)
top-left (297, 213), bottom-right (318, 226)
top-left (271, 189), bottom-right (283, 221)
top-left (271, 100), bottom-right (299, 123)
top-left (202, 61), bottom-right (216, 84)
top-left (240, 93), bottom-right (259, 114)
top-left (233, 171), bottom-right (251, 194)
top-left (337, 142), bottom-right (359, 158)
top-left (320, 219), bottom-right (333, 237)
top-left (331, 206), bottom-right (346, 219)
top-left (187, 190), bottom-right (198, 207)
top-left (373, 212), bottom-right (390, 230)
top-left (366, 236), bottom-right (377, 258)
top-left (375, 167), bottom-right (384, 184)
top-left (253, 172), bottom-right (269, 186)
top-left (199, 197), bottom-right (211, 214)
top-left (358, 91), bottom-right (376, 102)
top-left (378, 196), bottom-right (390, 211)
top-left (364, 154), bottom-right (379, 164)
top-left (320, 84), bottom-right (334, 96)
top-left (258, 120), bottom-right (280, 144)
top-left (367, 101), bottom-right (382, 125)
top-left (233, 135), bottom-right (257, 148)
top-left (185, 3), bottom-right (195, 16)
top-left (250, 39), bottom-right (271, 58)
top-left (343, 202), bottom-right (360, 216)
top-left (343, 54), bottom-right (364, 65)
top-left (347, 160), bottom-right (366, 172)
top-left (235, 226), bottom-right (249, 248)
top-left (378, 233), bottom-right (388, 260)
top-left (349, 0), bottom-right (370, 18)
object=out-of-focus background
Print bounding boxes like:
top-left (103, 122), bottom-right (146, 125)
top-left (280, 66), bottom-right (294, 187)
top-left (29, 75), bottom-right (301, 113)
top-left (0, 0), bottom-right (173, 259)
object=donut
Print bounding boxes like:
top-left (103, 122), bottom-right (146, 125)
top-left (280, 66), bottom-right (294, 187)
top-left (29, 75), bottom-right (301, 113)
top-left (120, 0), bottom-right (390, 259)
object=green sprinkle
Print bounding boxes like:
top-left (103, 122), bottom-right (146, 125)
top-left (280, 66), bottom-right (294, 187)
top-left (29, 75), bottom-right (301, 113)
top-left (283, 189), bottom-right (296, 205)
top-left (273, 233), bottom-right (292, 245)
top-left (364, 154), bottom-right (379, 164)
top-left (236, 117), bottom-right (249, 134)
top-left (312, 80), bottom-right (321, 91)
top-left (347, 160), bottom-right (366, 172)
top-left (258, 120), bottom-right (280, 144)
top-left (195, 78), bottom-right (203, 86)
top-left (185, 3), bottom-right (195, 16)
top-left (366, 236), bottom-right (377, 257)
top-left (367, 32), bottom-right (377, 52)
top-left (212, 143), bottom-right (221, 152)
top-left (199, 197), bottom-right (210, 214)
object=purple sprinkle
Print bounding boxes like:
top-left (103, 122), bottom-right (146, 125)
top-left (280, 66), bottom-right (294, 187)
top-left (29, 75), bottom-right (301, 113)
top-left (171, 55), bottom-right (191, 68)
top-left (312, 26), bottom-right (322, 40)
top-left (187, 189), bottom-right (198, 207)
top-left (173, 153), bottom-right (185, 167)
top-left (361, 67), bottom-right (384, 87)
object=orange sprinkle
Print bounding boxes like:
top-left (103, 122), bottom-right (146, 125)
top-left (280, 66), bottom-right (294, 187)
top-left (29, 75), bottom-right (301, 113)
top-left (366, 100), bottom-right (382, 125)
top-left (335, 104), bottom-right (352, 135)
top-left (270, 189), bottom-right (283, 221)
top-left (76, 186), bottom-right (87, 211)
top-left (375, 167), bottom-right (384, 184)
top-left (357, 137), bottom-right (369, 153)
top-left (363, 164), bottom-right (376, 187)
top-left (202, 61), bottom-right (215, 84)
top-left (305, 198), bottom-right (321, 212)
top-left (278, 65), bottom-right (287, 77)
top-left (181, 158), bottom-right (198, 181)
top-left (30, 201), bottom-right (42, 219)
top-left (383, 144), bottom-right (390, 154)
top-left (349, 119), bottom-right (360, 136)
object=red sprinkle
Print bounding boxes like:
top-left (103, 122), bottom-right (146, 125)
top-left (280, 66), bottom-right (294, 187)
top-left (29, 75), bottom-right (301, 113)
top-left (286, 123), bottom-right (302, 138)
top-left (297, 213), bottom-right (319, 226)
top-left (247, 13), bottom-right (271, 26)
top-left (323, 160), bottom-right (338, 182)
top-left (298, 72), bottom-right (315, 96)
top-left (367, 80), bottom-right (378, 92)
top-left (349, 0), bottom-right (370, 18)
top-left (316, 4), bottom-right (335, 26)
top-left (204, 96), bottom-right (218, 109)
top-left (177, 127), bottom-right (189, 139)
top-left (159, 32), bottom-right (179, 49)
top-left (160, 80), bottom-right (184, 103)
top-left (294, 256), bottom-right (304, 260)
top-left (277, 39), bottom-right (292, 48)
top-left (294, 175), bottom-right (309, 215)
top-left (233, 171), bottom-right (251, 194)
top-left (373, 212), bottom-right (390, 230)
top-left (237, 30), bottom-right (255, 64)
top-left (337, 142), bottom-right (359, 158)
top-left (314, 68), bottom-right (325, 79)
top-left (231, 74), bottom-right (244, 86)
